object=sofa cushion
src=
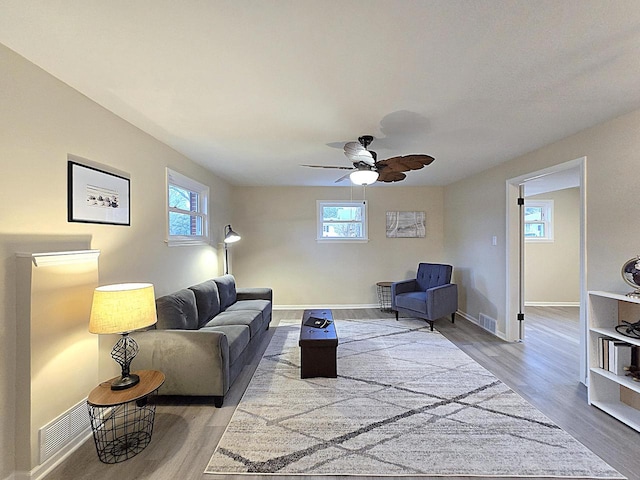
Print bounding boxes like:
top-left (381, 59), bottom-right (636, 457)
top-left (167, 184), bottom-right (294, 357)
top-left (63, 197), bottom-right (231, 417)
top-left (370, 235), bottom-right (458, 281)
top-left (200, 324), bottom-right (250, 365)
top-left (189, 280), bottom-right (221, 328)
top-left (214, 275), bottom-right (237, 310)
top-left (205, 310), bottom-right (263, 338)
top-left (226, 299), bottom-right (271, 328)
top-left (156, 289), bottom-right (198, 330)
top-left (395, 291), bottom-right (428, 315)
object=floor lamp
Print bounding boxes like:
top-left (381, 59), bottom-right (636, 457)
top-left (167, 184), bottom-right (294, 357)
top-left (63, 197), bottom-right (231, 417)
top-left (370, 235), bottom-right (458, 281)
top-left (223, 224), bottom-right (241, 274)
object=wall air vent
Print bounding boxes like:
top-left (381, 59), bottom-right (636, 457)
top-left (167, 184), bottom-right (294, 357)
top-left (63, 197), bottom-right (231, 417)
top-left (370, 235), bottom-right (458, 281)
top-left (39, 400), bottom-right (90, 463)
top-left (478, 313), bottom-right (497, 334)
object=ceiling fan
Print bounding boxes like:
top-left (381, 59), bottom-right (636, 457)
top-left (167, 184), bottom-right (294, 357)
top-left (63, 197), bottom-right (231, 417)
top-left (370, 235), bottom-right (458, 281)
top-left (303, 135), bottom-right (435, 185)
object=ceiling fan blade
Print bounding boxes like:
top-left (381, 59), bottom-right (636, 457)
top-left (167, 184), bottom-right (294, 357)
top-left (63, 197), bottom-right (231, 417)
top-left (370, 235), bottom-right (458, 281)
top-left (344, 142), bottom-right (374, 165)
top-left (344, 151), bottom-right (375, 166)
top-left (376, 154), bottom-right (435, 173)
top-left (377, 170), bottom-right (407, 183)
top-left (334, 171), bottom-right (353, 183)
top-left (301, 164), bottom-right (354, 170)
top-left (344, 141), bottom-right (367, 156)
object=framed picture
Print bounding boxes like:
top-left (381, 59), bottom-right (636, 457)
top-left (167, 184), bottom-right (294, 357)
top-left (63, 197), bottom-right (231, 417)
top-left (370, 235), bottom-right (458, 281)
top-left (386, 211), bottom-right (426, 238)
top-left (67, 161), bottom-right (130, 225)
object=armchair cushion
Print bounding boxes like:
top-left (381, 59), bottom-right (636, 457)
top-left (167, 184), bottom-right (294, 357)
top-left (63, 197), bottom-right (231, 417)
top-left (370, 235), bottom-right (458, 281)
top-left (394, 291), bottom-right (427, 314)
top-left (416, 263), bottom-right (452, 291)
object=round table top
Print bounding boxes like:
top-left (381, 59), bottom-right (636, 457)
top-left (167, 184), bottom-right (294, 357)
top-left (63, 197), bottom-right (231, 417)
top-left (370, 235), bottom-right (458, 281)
top-left (376, 281), bottom-right (393, 287)
top-left (88, 370), bottom-right (165, 407)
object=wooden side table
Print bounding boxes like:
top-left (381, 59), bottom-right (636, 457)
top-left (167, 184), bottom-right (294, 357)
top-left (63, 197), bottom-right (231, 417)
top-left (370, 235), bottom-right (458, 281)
top-left (87, 370), bottom-right (165, 463)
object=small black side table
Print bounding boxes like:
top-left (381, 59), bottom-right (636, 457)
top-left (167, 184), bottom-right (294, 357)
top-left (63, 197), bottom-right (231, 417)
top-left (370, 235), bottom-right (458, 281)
top-left (87, 370), bottom-right (164, 463)
top-left (376, 281), bottom-right (393, 312)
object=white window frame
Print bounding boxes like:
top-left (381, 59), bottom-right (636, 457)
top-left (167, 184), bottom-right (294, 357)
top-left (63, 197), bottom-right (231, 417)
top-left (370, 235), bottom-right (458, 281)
top-left (317, 200), bottom-right (368, 243)
top-left (166, 168), bottom-right (210, 246)
top-left (524, 199), bottom-right (554, 243)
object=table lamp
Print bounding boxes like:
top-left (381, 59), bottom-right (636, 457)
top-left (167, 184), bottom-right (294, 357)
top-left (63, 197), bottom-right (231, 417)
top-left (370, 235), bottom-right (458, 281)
top-left (89, 283), bottom-right (157, 390)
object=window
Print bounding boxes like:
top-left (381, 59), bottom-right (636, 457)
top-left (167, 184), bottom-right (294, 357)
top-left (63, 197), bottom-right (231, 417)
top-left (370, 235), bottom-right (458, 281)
top-left (166, 168), bottom-right (209, 246)
top-left (317, 201), bottom-right (368, 242)
top-left (524, 199), bottom-right (553, 242)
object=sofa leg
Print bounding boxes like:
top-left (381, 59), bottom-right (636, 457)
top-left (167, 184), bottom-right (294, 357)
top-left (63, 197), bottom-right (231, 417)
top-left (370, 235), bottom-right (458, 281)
top-left (429, 321), bottom-right (434, 331)
top-left (213, 395), bottom-right (224, 408)
top-left (395, 310), bottom-right (398, 321)
top-left (451, 312), bottom-right (455, 323)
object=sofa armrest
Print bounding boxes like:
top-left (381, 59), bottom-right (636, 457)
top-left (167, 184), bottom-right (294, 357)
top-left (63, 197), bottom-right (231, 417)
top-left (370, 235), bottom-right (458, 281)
top-left (237, 287), bottom-right (272, 302)
top-left (426, 283), bottom-right (458, 320)
top-left (130, 329), bottom-right (230, 396)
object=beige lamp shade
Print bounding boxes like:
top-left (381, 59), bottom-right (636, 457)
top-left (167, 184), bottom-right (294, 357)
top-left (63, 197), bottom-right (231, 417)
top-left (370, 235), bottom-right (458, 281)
top-left (89, 283), bottom-right (157, 334)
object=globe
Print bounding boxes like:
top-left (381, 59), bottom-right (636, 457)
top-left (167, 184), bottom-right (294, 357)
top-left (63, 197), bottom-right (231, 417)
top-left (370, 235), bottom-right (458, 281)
top-left (622, 256), bottom-right (640, 297)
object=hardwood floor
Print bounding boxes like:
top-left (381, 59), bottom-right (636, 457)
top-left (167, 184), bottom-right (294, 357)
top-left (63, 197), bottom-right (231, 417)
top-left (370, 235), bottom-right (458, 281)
top-left (43, 308), bottom-right (640, 480)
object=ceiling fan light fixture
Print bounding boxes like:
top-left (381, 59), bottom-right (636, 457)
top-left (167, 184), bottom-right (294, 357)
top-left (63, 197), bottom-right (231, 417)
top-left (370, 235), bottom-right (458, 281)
top-left (350, 169), bottom-right (379, 185)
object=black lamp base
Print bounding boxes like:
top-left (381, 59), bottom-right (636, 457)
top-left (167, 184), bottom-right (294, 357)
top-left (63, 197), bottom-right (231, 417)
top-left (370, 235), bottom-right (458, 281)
top-left (110, 333), bottom-right (141, 390)
top-left (110, 373), bottom-right (140, 391)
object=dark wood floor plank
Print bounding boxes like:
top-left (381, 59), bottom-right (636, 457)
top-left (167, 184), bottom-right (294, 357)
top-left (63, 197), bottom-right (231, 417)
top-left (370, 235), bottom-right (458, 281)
top-left (43, 307), bottom-right (640, 480)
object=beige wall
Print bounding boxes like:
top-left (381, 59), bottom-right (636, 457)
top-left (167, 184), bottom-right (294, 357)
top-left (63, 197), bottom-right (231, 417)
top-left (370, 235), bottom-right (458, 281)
top-left (0, 44), bottom-right (233, 476)
top-left (231, 186), bottom-right (445, 307)
top-left (444, 108), bottom-right (640, 336)
top-left (525, 188), bottom-right (580, 305)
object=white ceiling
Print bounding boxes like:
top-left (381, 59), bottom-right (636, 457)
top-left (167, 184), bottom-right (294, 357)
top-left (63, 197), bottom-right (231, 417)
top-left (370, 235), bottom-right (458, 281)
top-left (2, 1), bottom-right (640, 187)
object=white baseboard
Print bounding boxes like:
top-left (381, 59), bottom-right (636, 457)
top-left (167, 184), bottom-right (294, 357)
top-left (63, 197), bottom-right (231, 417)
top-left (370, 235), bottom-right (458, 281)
top-left (274, 304), bottom-right (380, 311)
top-left (4, 424), bottom-right (91, 480)
top-left (525, 302), bottom-right (580, 307)
top-left (14, 429), bottom-right (92, 480)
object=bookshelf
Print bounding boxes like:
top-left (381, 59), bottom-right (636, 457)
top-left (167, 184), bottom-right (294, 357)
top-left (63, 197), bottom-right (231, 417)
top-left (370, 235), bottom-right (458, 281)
top-left (588, 291), bottom-right (640, 431)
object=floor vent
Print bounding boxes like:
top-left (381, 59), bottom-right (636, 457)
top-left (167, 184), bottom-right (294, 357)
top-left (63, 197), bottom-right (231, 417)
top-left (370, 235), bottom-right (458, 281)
top-left (478, 313), bottom-right (497, 334)
top-left (39, 400), bottom-right (90, 463)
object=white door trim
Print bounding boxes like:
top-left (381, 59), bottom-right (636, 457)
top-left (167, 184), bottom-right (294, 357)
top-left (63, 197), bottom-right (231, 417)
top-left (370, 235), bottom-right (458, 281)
top-left (506, 157), bottom-right (587, 384)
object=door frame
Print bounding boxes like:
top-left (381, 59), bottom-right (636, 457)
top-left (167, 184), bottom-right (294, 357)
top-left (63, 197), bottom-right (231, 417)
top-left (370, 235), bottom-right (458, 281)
top-left (505, 156), bottom-right (587, 384)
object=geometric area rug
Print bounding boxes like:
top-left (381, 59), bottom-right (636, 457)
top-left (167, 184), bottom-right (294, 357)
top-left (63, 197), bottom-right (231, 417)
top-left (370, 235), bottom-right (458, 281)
top-left (206, 317), bottom-right (624, 478)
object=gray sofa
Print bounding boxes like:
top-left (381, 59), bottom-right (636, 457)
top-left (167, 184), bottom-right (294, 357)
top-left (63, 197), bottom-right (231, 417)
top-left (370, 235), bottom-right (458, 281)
top-left (131, 274), bottom-right (272, 407)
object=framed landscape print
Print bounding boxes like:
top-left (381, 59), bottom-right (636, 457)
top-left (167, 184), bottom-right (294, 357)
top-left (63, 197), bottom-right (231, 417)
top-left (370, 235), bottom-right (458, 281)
top-left (67, 161), bottom-right (130, 225)
top-left (386, 211), bottom-right (426, 238)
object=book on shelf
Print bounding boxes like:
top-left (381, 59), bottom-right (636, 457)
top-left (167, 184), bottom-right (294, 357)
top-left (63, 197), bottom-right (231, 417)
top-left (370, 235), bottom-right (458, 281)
top-left (598, 337), bottom-right (633, 376)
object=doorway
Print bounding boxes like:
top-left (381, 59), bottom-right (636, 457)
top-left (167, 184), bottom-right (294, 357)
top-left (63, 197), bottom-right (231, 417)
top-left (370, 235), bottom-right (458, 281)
top-left (506, 157), bottom-right (587, 384)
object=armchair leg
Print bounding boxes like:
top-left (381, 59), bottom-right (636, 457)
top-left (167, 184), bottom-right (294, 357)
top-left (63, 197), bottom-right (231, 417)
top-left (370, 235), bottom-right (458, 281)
top-left (451, 312), bottom-right (455, 323)
top-left (428, 320), bottom-right (434, 331)
top-left (395, 310), bottom-right (398, 321)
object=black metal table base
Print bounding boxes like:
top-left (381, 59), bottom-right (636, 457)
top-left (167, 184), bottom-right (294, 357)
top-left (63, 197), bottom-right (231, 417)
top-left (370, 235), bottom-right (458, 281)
top-left (87, 391), bottom-right (158, 463)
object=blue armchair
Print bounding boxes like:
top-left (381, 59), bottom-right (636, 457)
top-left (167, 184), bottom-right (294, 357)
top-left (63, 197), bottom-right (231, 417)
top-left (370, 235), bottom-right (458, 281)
top-left (391, 263), bottom-right (458, 331)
